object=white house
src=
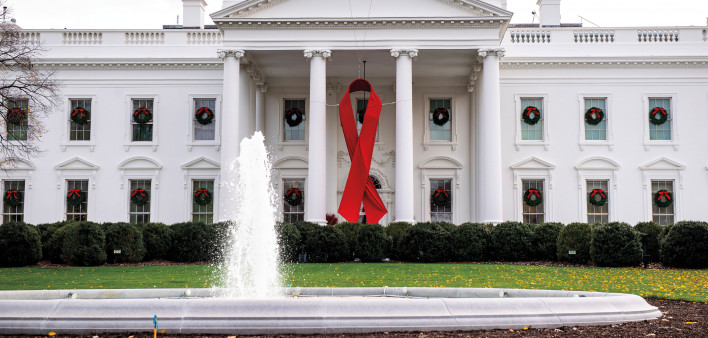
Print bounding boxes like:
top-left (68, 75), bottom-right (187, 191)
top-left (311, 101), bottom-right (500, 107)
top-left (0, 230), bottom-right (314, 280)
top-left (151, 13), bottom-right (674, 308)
top-left (2, 0), bottom-right (707, 226)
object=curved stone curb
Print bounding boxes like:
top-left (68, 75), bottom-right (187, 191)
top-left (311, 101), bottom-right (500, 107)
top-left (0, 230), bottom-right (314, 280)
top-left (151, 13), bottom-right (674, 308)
top-left (0, 288), bottom-right (661, 334)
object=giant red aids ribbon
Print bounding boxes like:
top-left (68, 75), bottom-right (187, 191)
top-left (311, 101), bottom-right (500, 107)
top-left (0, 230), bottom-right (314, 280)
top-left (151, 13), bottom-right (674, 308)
top-left (338, 79), bottom-right (388, 223)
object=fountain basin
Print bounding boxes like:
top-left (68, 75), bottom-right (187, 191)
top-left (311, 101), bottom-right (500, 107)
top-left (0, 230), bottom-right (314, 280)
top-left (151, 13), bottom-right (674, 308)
top-left (0, 287), bottom-right (660, 334)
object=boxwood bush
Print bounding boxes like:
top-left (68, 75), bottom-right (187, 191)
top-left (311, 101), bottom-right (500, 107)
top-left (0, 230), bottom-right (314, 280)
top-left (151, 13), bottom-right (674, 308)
top-left (36, 221), bottom-right (69, 263)
top-left (334, 222), bottom-right (362, 260)
top-left (169, 222), bottom-right (213, 262)
top-left (396, 222), bottom-right (453, 262)
top-left (304, 225), bottom-right (348, 263)
top-left (385, 221), bottom-right (412, 260)
top-left (590, 222), bottom-right (642, 267)
top-left (0, 222), bottom-right (42, 267)
top-left (634, 222), bottom-right (663, 262)
top-left (139, 223), bottom-right (173, 261)
top-left (451, 223), bottom-right (489, 261)
top-left (660, 221), bottom-right (708, 268)
top-left (355, 224), bottom-right (392, 262)
top-left (104, 222), bottom-right (146, 263)
top-left (533, 222), bottom-right (563, 261)
top-left (556, 222), bottom-right (591, 264)
top-left (490, 222), bottom-right (534, 261)
top-left (61, 221), bottom-right (107, 266)
top-left (276, 222), bottom-right (301, 263)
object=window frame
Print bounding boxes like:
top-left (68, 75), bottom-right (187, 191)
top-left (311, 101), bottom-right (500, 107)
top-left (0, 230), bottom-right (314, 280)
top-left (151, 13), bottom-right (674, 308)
top-left (282, 178), bottom-right (306, 223)
top-left (643, 94), bottom-right (678, 151)
top-left (640, 157), bottom-right (684, 223)
top-left (578, 94), bottom-right (614, 151)
top-left (119, 156), bottom-right (162, 223)
top-left (124, 95), bottom-right (159, 152)
top-left (575, 157), bottom-right (620, 223)
top-left (181, 157), bottom-right (221, 222)
top-left (428, 178), bottom-right (453, 223)
top-left (650, 180), bottom-right (675, 226)
top-left (2, 180), bottom-right (26, 224)
top-left (277, 95), bottom-right (309, 146)
top-left (520, 178), bottom-right (546, 224)
top-left (128, 179), bottom-right (153, 224)
top-left (61, 95), bottom-right (97, 151)
top-left (423, 94), bottom-right (458, 150)
top-left (511, 157), bottom-right (555, 222)
top-left (190, 179), bottom-right (215, 224)
top-left (186, 94), bottom-right (222, 151)
top-left (5, 99), bottom-right (29, 142)
top-left (514, 94), bottom-right (550, 151)
top-left (419, 157), bottom-right (462, 224)
top-left (65, 179), bottom-right (90, 221)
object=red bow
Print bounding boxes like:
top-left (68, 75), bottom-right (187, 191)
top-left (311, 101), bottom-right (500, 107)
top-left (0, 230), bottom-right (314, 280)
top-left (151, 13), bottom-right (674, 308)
top-left (196, 107), bottom-right (212, 116)
top-left (588, 108), bottom-right (602, 119)
top-left (5, 190), bottom-right (19, 200)
top-left (651, 107), bottom-right (667, 117)
top-left (131, 188), bottom-right (146, 197)
top-left (526, 189), bottom-right (541, 199)
top-left (286, 188), bottom-right (302, 197)
top-left (656, 190), bottom-right (671, 201)
top-left (67, 189), bottom-right (82, 198)
top-left (72, 108), bottom-right (86, 117)
top-left (195, 188), bottom-right (210, 198)
top-left (134, 108), bottom-right (149, 116)
top-left (434, 189), bottom-right (449, 198)
top-left (590, 189), bottom-right (606, 199)
top-left (524, 107), bottom-right (539, 117)
top-left (434, 108), bottom-right (448, 119)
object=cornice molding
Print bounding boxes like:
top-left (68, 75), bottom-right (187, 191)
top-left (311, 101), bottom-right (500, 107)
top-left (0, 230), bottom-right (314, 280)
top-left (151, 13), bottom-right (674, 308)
top-left (500, 59), bottom-right (708, 69)
top-left (35, 62), bottom-right (224, 71)
top-left (215, 18), bottom-right (507, 30)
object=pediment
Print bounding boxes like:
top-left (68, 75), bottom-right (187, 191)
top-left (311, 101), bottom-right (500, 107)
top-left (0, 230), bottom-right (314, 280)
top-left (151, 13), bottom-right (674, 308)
top-left (55, 157), bottom-right (99, 171)
top-left (274, 156), bottom-right (308, 169)
top-left (640, 157), bottom-right (685, 171)
top-left (118, 157), bottom-right (162, 170)
top-left (213, 0), bottom-right (512, 20)
top-left (511, 157), bottom-right (555, 170)
top-left (181, 157), bottom-right (221, 170)
top-left (575, 157), bottom-right (620, 171)
top-left (419, 156), bottom-right (463, 169)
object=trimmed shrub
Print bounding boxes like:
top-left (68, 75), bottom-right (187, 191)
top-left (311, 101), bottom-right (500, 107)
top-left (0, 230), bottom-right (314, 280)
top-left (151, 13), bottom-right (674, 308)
top-left (304, 225), bottom-right (348, 263)
top-left (334, 222), bottom-right (362, 260)
top-left (451, 223), bottom-right (489, 261)
top-left (590, 222), bottom-right (642, 267)
top-left (169, 222), bottom-right (213, 262)
top-left (276, 222), bottom-right (301, 263)
top-left (385, 221), bottom-right (413, 260)
top-left (139, 223), bottom-right (173, 261)
top-left (634, 222), bottom-right (663, 262)
top-left (355, 224), bottom-right (392, 262)
top-left (61, 221), bottom-right (106, 266)
top-left (557, 223), bottom-right (591, 264)
top-left (533, 222), bottom-right (564, 261)
top-left (660, 221), bottom-right (708, 268)
top-left (490, 222), bottom-right (534, 261)
top-left (0, 222), bottom-right (42, 267)
top-left (104, 222), bottom-right (146, 263)
top-left (207, 221), bottom-right (232, 262)
top-left (396, 222), bottom-right (453, 262)
top-left (36, 221), bottom-right (69, 263)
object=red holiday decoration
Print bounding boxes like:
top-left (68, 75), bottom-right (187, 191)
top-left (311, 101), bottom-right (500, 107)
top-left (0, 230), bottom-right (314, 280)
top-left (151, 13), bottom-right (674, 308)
top-left (524, 189), bottom-right (543, 206)
top-left (67, 188), bottom-right (85, 206)
top-left (588, 189), bottom-right (607, 207)
top-left (649, 107), bottom-right (668, 125)
top-left (654, 190), bottom-right (672, 208)
top-left (194, 188), bottom-right (212, 205)
top-left (133, 108), bottom-right (152, 124)
top-left (131, 188), bottom-right (149, 205)
top-left (432, 188), bottom-right (450, 207)
top-left (284, 188), bottom-right (303, 206)
top-left (4, 190), bottom-right (22, 207)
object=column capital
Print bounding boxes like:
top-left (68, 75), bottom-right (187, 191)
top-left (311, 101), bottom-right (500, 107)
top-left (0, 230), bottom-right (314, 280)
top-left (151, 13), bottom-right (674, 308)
top-left (217, 49), bottom-right (245, 60)
top-left (477, 48), bottom-right (505, 60)
top-left (304, 49), bottom-right (332, 60)
top-left (257, 83), bottom-right (268, 93)
top-left (390, 48), bottom-right (418, 59)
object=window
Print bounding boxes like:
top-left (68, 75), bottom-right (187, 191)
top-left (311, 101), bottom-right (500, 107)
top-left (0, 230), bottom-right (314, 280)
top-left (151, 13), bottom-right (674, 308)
top-left (584, 98), bottom-right (606, 141)
top-left (129, 179), bottom-right (151, 223)
top-left (2, 180), bottom-right (24, 223)
top-left (586, 180), bottom-right (609, 224)
top-left (193, 98), bottom-right (216, 141)
top-left (70, 99), bottom-right (92, 141)
top-left (430, 179), bottom-right (452, 222)
top-left (192, 179), bottom-right (214, 223)
top-left (521, 98), bottom-right (543, 141)
top-left (7, 99), bottom-right (28, 141)
top-left (429, 98), bottom-right (452, 141)
top-left (649, 98), bottom-right (671, 140)
top-left (356, 99), bottom-right (380, 141)
top-left (358, 175), bottom-right (382, 223)
top-left (131, 99), bottom-right (153, 142)
top-left (522, 179), bottom-right (544, 224)
top-left (66, 180), bottom-right (89, 221)
top-left (651, 180), bottom-right (674, 225)
top-left (283, 179), bottom-right (304, 223)
top-left (283, 99), bottom-right (306, 141)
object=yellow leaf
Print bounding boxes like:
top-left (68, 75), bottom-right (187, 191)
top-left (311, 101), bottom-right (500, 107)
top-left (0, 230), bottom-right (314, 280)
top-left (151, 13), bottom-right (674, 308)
top-left (48, 332), bottom-right (56, 336)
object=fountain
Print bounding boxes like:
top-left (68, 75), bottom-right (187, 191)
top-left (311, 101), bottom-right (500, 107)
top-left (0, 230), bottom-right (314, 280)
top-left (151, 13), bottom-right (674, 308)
top-left (0, 133), bottom-right (662, 334)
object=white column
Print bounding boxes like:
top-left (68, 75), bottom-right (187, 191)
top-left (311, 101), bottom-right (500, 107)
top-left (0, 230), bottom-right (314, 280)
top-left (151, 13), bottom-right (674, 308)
top-left (239, 67), bottom-right (252, 140)
top-left (477, 48), bottom-right (504, 223)
top-left (304, 49), bottom-right (331, 224)
top-left (218, 49), bottom-right (244, 222)
top-left (391, 48), bottom-right (418, 223)
top-left (255, 84), bottom-right (267, 133)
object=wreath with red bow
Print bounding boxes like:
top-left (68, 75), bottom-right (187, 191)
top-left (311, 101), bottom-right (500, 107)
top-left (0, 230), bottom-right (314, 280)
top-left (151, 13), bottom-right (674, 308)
top-left (588, 189), bottom-right (607, 207)
top-left (194, 188), bottom-right (213, 205)
top-left (66, 189), bottom-right (85, 206)
top-left (432, 108), bottom-right (450, 126)
top-left (521, 106), bottom-right (541, 125)
top-left (133, 108), bottom-right (153, 124)
top-left (70, 107), bottom-right (91, 125)
top-left (195, 107), bottom-right (214, 125)
top-left (653, 190), bottom-right (672, 208)
top-left (432, 189), bottom-right (451, 207)
top-left (523, 189), bottom-right (543, 206)
top-left (4, 190), bottom-right (22, 207)
top-left (284, 188), bottom-right (303, 206)
top-left (584, 107), bottom-right (604, 126)
top-left (6, 107), bottom-right (27, 125)
top-left (284, 108), bottom-right (303, 127)
top-left (130, 188), bottom-right (149, 205)
top-left (649, 107), bottom-right (668, 126)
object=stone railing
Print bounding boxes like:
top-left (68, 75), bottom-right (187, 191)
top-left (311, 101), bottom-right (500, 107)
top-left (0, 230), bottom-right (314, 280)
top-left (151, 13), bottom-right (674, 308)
top-left (637, 29), bottom-right (679, 42)
top-left (505, 26), bottom-right (705, 45)
top-left (186, 31), bottom-right (222, 45)
top-left (509, 30), bottom-right (551, 43)
top-left (573, 30), bottom-right (614, 43)
top-left (63, 32), bottom-right (103, 45)
top-left (18, 29), bottom-right (223, 46)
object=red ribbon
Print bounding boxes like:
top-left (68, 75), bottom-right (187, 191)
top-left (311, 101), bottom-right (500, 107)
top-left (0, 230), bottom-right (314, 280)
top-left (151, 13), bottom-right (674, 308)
top-left (67, 189), bottom-right (82, 198)
top-left (286, 188), bottom-right (301, 197)
top-left (588, 108), bottom-right (602, 119)
top-left (195, 188), bottom-right (210, 198)
top-left (5, 190), bottom-right (18, 200)
top-left (651, 107), bottom-right (667, 117)
top-left (590, 189), bottom-right (606, 199)
top-left (526, 189), bottom-right (541, 199)
top-left (196, 107), bottom-right (212, 116)
top-left (434, 108), bottom-right (448, 120)
top-left (72, 108), bottom-right (86, 117)
top-left (134, 108), bottom-right (149, 116)
top-left (338, 79), bottom-right (387, 223)
top-left (131, 188), bottom-right (146, 197)
top-left (524, 107), bottom-right (539, 117)
top-left (656, 190), bottom-right (671, 201)
top-left (434, 189), bottom-right (449, 198)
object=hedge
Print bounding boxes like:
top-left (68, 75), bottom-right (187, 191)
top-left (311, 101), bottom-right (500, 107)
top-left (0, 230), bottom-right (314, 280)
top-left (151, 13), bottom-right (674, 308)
top-left (61, 221), bottom-right (107, 266)
top-left (396, 222), bottom-right (453, 262)
top-left (557, 223), bottom-right (591, 264)
top-left (634, 222), bottom-right (662, 262)
top-left (276, 222), bottom-right (301, 263)
top-left (590, 222), bottom-right (642, 267)
top-left (0, 222), bottom-right (42, 267)
top-left (385, 221), bottom-right (412, 260)
top-left (355, 224), bottom-right (392, 262)
top-left (451, 223), bottom-right (489, 261)
top-left (533, 222), bottom-right (563, 261)
top-left (104, 222), bottom-right (146, 263)
top-left (660, 221), bottom-right (708, 268)
top-left (490, 222), bottom-right (534, 261)
top-left (139, 223), bottom-right (173, 261)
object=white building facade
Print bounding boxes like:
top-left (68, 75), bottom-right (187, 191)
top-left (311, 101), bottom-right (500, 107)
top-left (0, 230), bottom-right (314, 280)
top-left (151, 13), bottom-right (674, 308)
top-left (2, 0), bottom-right (707, 226)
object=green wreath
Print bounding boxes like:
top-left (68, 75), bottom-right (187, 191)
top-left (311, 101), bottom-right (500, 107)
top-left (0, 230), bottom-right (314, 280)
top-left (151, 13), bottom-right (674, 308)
top-left (284, 108), bottom-right (303, 127)
top-left (195, 107), bottom-right (214, 125)
top-left (653, 190), bottom-right (672, 208)
top-left (523, 189), bottom-right (543, 207)
top-left (588, 189), bottom-right (607, 207)
top-left (6, 107), bottom-right (27, 125)
top-left (133, 108), bottom-right (153, 124)
top-left (130, 188), bottom-right (149, 205)
top-left (584, 107), bottom-right (604, 126)
top-left (70, 107), bottom-right (91, 125)
top-left (649, 107), bottom-right (668, 126)
top-left (521, 106), bottom-right (541, 125)
top-left (4, 190), bottom-right (22, 207)
top-left (432, 108), bottom-right (450, 126)
top-left (66, 189), bottom-right (85, 206)
top-left (284, 188), bottom-right (303, 206)
top-left (431, 189), bottom-right (451, 207)
top-left (194, 188), bottom-right (213, 205)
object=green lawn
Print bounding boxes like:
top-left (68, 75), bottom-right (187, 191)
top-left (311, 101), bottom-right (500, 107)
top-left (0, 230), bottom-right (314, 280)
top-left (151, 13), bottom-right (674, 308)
top-left (1, 263), bottom-right (706, 302)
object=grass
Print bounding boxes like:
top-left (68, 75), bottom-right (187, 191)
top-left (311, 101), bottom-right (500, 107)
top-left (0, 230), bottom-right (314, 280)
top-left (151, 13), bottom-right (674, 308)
top-left (0, 263), bottom-right (706, 302)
